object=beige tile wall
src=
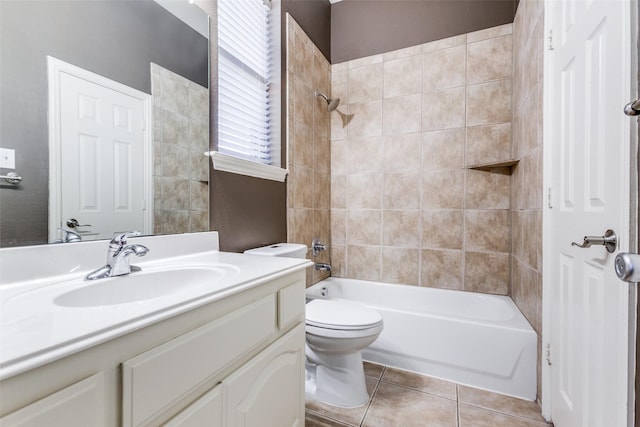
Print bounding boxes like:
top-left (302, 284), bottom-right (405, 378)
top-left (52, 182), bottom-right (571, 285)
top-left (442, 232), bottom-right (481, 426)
top-left (151, 63), bottom-right (209, 235)
top-left (511, 0), bottom-right (544, 400)
top-left (330, 24), bottom-right (514, 294)
top-left (286, 15), bottom-right (332, 285)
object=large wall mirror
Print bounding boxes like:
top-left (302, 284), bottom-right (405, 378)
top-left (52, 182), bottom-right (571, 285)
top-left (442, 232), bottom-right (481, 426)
top-left (0, 0), bottom-right (210, 248)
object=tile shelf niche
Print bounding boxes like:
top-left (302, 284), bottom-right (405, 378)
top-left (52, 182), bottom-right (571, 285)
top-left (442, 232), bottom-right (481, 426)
top-left (466, 159), bottom-right (519, 169)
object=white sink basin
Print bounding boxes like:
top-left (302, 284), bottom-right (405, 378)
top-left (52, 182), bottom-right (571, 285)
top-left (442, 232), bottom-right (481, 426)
top-left (2, 264), bottom-right (240, 314)
top-left (54, 265), bottom-right (238, 307)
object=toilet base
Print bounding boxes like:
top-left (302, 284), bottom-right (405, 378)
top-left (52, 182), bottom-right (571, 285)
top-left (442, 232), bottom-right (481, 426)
top-left (305, 347), bottom-right (369, 408)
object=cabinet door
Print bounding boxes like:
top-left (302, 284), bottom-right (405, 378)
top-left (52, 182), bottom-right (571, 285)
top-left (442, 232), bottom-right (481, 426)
top-left (162, 385), bottom-right (222, 427)
top-left (122, 294), bottom-right (276, 427)
top-left (224, 324), bottom-right (305, 427)
top-left (0, 373), bottom-right (105, 427)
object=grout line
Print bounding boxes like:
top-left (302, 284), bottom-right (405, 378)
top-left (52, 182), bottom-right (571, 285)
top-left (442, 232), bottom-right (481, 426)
top-left (459, 403), bottom-right (550, 426)
top-left (374, 378), bottom-right (458, 402)
top-left (358, 378), bottom-right (381, 427)
top-left (305, 409), bottom-right (356, 427)
top-left (418, 45), bottom-right (425, 288)
top-left (358, 366), bottom-right (385, 427)
top-left (456, 384), bottom-right (461, 427)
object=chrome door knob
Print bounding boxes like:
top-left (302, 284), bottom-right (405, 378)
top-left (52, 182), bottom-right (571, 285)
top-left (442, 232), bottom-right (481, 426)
top-left (624, 99), bottom-right (640, 116)
top-left (66, 218), bottom-right (91, 228)
top-left (571, 229), bottom-right (618, 253)
top-left (615, 253), bottom-right (640, 283)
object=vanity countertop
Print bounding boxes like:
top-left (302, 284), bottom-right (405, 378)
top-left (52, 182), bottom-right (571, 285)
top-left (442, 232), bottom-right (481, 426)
top-left (0, 232), bottom-right (312, 380)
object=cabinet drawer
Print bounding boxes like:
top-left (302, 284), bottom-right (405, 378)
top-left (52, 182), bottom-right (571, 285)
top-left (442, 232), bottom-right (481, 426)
top-left (277, 280), bottom-right (305, 330)
top-left (162, 385), bottom-right (222, 427)
top-left (0, 373), bottom-right (105, 427)
top-left (122, 294), bottom-right (276, 427)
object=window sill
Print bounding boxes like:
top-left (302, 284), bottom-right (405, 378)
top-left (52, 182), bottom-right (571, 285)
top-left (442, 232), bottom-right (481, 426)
top-left (209, 151), bottom-right (288, 182)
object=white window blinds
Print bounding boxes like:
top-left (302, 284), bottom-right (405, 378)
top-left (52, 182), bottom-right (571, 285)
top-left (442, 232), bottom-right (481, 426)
top-left (217, 0), bottom-right (273, 165)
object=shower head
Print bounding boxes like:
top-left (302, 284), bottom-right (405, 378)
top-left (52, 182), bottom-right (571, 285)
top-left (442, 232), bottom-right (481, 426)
top-left (315, 91), bottom-right (340, 112)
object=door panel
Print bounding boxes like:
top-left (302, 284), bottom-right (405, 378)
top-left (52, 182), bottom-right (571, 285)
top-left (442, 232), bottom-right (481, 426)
top-left (224, 324), bottom-right (305, 427)
top-left (60, 71), bottom-right (145, 240)
top-left (546, 1), bottom-right (632, 426)
top-left (48, 57), bottom-right (151, 242)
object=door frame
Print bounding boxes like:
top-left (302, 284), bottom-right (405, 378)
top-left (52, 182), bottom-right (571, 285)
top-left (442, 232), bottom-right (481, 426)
top-left (633, 1), bottom-right (640, 425)
top-left (541, 1), bottom-right (639, 424)
top-left (47, 56), bottom-right (153, 242)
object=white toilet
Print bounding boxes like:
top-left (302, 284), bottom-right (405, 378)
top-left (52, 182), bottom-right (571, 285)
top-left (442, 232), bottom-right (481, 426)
top-left (244, 243), bottom-right (383, 408)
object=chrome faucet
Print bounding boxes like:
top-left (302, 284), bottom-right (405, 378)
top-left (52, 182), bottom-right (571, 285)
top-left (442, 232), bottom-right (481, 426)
top-left (315, 263), bottom-right (332, 272)
top-left (85, 232), bottom-right (149, 280)
top-left (312, 237), bottom-right (328, 257)
top-left (55, 228), bottom-right (81, 243)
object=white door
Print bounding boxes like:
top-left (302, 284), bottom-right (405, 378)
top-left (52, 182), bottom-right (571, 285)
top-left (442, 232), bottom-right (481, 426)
top-left (48, 57), bottom-right (151, 242)
top-left (545, 1), bottom-right (632, 426)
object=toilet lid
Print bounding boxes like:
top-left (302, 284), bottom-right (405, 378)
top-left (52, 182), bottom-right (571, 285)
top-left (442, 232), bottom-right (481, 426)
top-left (306, 299), bottom-right (383, 330)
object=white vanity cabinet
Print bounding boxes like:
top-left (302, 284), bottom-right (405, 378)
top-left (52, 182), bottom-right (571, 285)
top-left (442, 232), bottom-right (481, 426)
top-left (162, 324), bottom-right (305, 427)
top-left (162, 385), bottom-right (223, 427)
top-left (0, 373), bottom-right (107, 427)
top-left (223, 324), bottom-right (304, 427)
top-left (0, 270), bottom-right (307, 427)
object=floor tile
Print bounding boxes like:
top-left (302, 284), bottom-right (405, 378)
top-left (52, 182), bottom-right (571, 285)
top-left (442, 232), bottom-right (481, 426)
top-left (305, 377), bottom-right (378, 426)
top-left (364, 361), bottom-right (385, 379)
top-left (458, 385), bottom-right (546, 423)
top-left (458, 403), bottom-right (550, 427)
top-left (306, 362), bottom-right (547, 427)
top-left (380, 367), bottom-right (457, 400)
top-left (362, 382), bottom-right (457, 427)
top-left (305, 411), bottom-right (353, 427)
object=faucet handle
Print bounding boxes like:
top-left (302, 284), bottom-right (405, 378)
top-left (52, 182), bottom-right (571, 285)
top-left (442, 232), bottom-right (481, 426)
top-left (110, 231), bottom-right (141, 247)
top-left (312, 237), bottom-right (328, 257)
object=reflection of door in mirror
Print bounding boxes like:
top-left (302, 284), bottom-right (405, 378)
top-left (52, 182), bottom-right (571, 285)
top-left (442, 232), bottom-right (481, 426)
top-left (48, 57), bottom-right (152, 243)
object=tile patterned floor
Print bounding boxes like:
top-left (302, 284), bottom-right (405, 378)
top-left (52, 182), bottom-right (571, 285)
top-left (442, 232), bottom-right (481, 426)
top-left (305, 362), bottom-right (552, 427)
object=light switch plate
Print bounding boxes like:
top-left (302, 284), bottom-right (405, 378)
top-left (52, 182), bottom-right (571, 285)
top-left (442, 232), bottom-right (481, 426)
top-left (0, 148), bottom-right (15, 169)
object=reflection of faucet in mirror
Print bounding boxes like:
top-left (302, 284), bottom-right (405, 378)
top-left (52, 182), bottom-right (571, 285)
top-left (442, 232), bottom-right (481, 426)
top-left (85, 232), bottom-right (149, 281)
top-left (54, 228), bottom-right (81, 244)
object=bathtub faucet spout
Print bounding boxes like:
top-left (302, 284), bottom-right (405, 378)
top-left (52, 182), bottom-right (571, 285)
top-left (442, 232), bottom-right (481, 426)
top-left (315, 263), bottom-right (331, 272)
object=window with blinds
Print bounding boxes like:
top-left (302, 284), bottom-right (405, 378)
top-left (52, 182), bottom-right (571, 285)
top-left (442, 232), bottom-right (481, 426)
top-left (217, 0), bottom-right (274, 166)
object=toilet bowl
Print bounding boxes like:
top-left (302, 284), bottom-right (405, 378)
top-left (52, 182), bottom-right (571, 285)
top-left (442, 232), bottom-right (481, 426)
top-left (305, 298), bottom-right (383, 407)
top-left (244, 243), bottom-right (384, 408)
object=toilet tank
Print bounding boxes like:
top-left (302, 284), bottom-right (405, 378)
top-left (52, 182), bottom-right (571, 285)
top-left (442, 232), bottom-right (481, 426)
top-left (244, 243), bottom-right (308, 259)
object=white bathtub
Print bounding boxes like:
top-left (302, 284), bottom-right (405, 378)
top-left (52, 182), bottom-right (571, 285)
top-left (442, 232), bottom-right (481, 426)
top-left (306, 277), bottom-right (537, 400)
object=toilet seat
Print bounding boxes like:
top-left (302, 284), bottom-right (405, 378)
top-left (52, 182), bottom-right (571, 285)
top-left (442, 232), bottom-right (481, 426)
top-left (306, 299), bottom-right (383, 332)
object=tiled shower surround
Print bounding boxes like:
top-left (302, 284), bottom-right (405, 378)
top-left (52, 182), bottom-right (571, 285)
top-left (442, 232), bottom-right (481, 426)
top-left (330, 24), bottom-right (514, 293)
top-left (511, 0), bottom-right (544, 399)
top-left (286, 1), bottom-right (546, 404)
top-left (286, 15), bottom-right (332, 286)
top-left (286, 17), bottom-right (542, 301)
top-left (151, 63), bottom-right (209, 235)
